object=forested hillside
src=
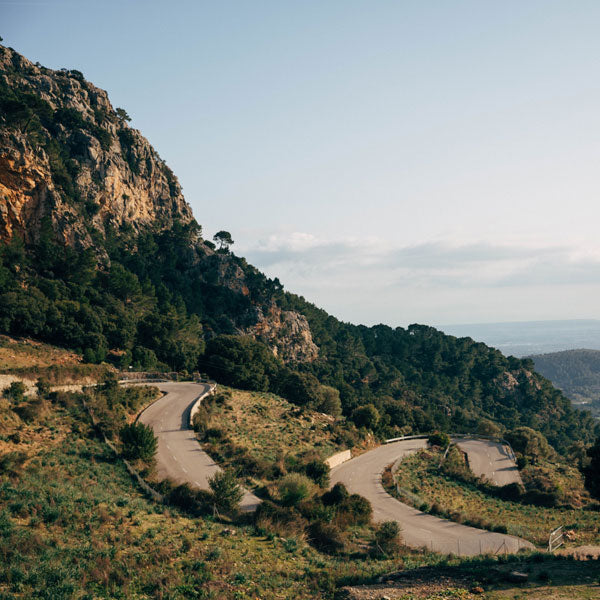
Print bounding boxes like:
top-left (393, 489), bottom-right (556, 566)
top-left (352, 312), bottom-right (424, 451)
top-left (530, 349), bottom-right (600, 417)
top-left (0, 44), bottom-right (597, 453)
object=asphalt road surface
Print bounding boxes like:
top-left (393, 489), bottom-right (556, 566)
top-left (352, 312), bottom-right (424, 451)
top-left (330, 438), bottom-right (533, 555)
top-left (138, 381), bottom-right (260, 512)
top-left (455, 437), bottom-right (522, 486)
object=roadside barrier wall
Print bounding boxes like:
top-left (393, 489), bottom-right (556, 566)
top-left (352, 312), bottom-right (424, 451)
top-left (325, 449), bottom-right (352, 469)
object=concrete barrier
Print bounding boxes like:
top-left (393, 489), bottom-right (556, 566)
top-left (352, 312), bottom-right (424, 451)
top-left (325, 449), bottom-right (352, 469)
top-left (189, 384), bottom-right (216, 428)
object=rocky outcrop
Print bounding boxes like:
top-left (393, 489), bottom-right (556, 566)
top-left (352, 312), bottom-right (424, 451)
top-left (248, 305), bottom-right (319, 363)
top-left (0, 133), bottom-right (55, 241)
top-left (0, 45), bottom-right (193, 247)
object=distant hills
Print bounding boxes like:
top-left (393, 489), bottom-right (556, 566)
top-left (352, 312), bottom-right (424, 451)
top-left (530, 349), bottom-right (600, 417)
top-left (440, 320), bottom-right (600, 357)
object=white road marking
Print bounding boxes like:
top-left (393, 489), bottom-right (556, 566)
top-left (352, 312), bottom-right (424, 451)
top-left (182, 467), bottom-right (188, 473)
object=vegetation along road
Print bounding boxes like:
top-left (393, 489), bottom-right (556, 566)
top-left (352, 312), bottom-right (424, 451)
top-left (138, 381), bottom-right (261, 511)
top-left (330, 438), bottom-right (534, 555)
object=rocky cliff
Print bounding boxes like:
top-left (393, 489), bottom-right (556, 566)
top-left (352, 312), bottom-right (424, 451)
top-left (0, 45), bottom-right (193, 247)
top-left (248, 305), bottom-right (319, 362)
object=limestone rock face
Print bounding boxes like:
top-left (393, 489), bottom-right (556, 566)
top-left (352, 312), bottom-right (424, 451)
top-left (248, 305), bottom-right (319, 363)
top-left (0, 133), bottom-right (55, 241)
top-left (0, 45), bottom-right (193, 247)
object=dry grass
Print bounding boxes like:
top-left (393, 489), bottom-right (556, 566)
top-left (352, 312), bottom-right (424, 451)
top-left (209, 387), bottom-right (346, 464)
top-left (0, 335), bottom-right (110, 384)
top-left (0, 335), bottom-right (81, 369)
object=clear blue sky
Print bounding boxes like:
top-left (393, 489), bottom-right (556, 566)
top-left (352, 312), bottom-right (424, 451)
top-left (3, 1), bottom-right (600, 327)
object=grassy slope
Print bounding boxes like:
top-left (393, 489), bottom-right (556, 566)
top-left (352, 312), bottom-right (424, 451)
top-left (390, 448), bottom-right (600, 546)
top-left (0, 336), bottom-right (82, 369)
top-left (0, 388), bottom-right (429, 599)
top-left (0, 335), bottom-right (110, 388)
top-left (207, 387), bottom-right (345, 464)
top-left (1, 342), bottom-right (599, 598)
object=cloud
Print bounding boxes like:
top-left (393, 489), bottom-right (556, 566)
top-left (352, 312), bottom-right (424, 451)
top-left (242, 233), bottom-right (600, 290)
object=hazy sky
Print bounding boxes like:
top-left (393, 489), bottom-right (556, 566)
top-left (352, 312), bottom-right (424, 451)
top-left (3, 1), bottom-right (600, 327)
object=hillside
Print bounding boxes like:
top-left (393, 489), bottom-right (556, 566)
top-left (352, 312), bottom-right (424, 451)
top-left (0, 43), bottom-right (597, 453)
top-left (530, 349), bottom-right (600, 417)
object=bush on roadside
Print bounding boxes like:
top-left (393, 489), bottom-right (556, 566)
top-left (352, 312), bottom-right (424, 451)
top-left (254, 501), bottom-right (308, 537)
top-left (208, 469), bottom-right (243, 514)
top-left (278, 473), bottom-right (314, 506)
top-left (304, 459), bottom-right (330, 487)
top-left (35, 378), bottom-right (50, 398)
top-left (321, 482), bottom-right (349, 506)
top-left (168, 483), bottom-right (210, 516)
top-left (3, 381), bottom-right (27, 403)
top-left (428, 432), bottom-right (450, 449)
top-left (371, 521), bottom-right (402, 557)
top-left (497, 482), bottom-right (525, 501)
top-left (337, 494), bottom-right (372, 526)
top-left (120, 422), bottom-right (157, 462)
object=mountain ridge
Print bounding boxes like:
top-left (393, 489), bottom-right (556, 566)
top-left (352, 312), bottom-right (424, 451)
top-left (0, 43), bottom-right (597, 452)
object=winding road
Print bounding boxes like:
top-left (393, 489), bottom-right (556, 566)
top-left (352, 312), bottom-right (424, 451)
top-left (455, 436), bottom-right (522, 486)
top-left (330, 438), bottom-right (533, 556)
top-left (138, 381), bottom-right (260, 512)
top-left (137, 382), bottom-right (531, 554)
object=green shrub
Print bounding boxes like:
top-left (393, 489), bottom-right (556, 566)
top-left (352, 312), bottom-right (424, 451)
top-left (205, 427), bottom-right (225, 440)
top-left (120, 422), bottom-right (157, 462)
top-left (304, 459), bottom-right (330, 487)
top-left (278, 473), bottom-right (314, 506)
top-left (35, 378), bottom-right (50, 397)
top-left (254, 501), bottom-right (307, 537)
top-left (496, 482), bottom-right (524, 501)
top-left (3, 381), bottom-right (26, 402)
top-left (351, 404), bottom-right (380, 430)
top-left (321, 482), bottom-right (349, 506)
top-left (208, 469), bottom-right (243, 513)
top-left (307, 520), bottom-right (345, 554)
top-left (297, 498), bottom-right (333, 523)
top-left (428, 432), bottom-right (450, 448)
top-left (371, 521), bottom-right (402, 557)
top-left (506, 427), bottom-right (553, 463)
top-left (338, 494), bottom-right (372, 526)
top-left (317, 385), bottom-right (342, 418)
top-left (168, 483), bottom-right (209, 515)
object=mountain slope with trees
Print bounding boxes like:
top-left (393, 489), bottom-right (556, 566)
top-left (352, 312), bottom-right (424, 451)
top-left (530, 349), bottom-right (600, 417)
top-left (0, 43), bottom-right (597, 453)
